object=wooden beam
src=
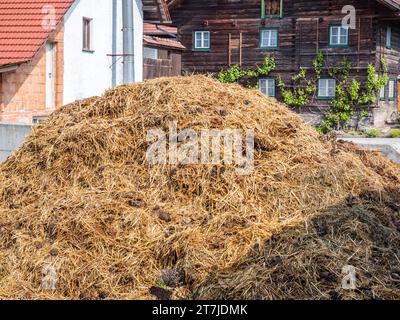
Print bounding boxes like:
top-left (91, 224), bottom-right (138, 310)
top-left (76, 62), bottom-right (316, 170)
top-left (239, 32), bottom-right (243, 66)
top-left (0, 65), bottom-right (18, 73)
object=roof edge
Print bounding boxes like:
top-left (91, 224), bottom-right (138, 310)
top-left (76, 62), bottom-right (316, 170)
top-left (376, 0), bottom-right (400, 11)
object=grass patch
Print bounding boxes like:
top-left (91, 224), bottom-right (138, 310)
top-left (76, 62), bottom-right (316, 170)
top-left (388, 129), bottom-right (400, 138)
top-left (366, 128), bottom-right (381, 138)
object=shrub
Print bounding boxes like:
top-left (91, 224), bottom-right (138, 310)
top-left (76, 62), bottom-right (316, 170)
top-left (366, 128), bottom-right (381, 138)
top-left (388, 129), bottom-right (400, 138)
top-left (315, 127), bottom-right (324, 135)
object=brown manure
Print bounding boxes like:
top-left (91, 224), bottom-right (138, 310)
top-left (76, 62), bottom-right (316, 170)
top-left (0, 75), bottom-right (399, 299)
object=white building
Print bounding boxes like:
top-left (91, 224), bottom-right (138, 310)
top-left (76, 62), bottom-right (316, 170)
top-left (0, 0), bottom-right (170, 124)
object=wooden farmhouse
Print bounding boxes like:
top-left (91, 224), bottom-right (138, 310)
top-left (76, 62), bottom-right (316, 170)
top-left (167, 0), bottom-right (400, 128)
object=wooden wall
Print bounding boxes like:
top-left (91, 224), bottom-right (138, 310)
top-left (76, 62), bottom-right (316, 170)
top-left (376, 21), bottom-right (400, 125)
top-left (171, 0), bottom-right (400, 111)
top-left (144, 52), bottom-right (182, 80)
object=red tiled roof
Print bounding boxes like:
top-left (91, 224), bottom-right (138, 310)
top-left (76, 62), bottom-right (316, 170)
top-left (144, 23), bottom-right (177, 35)
top-left (143, 35), bottom-right (185, 50)
top-left (0, 0), bottom-right (74, 66)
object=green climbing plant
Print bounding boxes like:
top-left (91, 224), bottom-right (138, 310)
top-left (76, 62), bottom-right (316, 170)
top-left (274, 51), bottom-right (388, 133)
top-left (277, 53), bottom-right (323, 107)
top-left (277, 69), bottom-right (316, 107)
top-left (217, 57), bottom-right (276, 86)
top-left (320, 58), bottom-right (388, 133)
top-left (217, 52), bottom-right (388, 134)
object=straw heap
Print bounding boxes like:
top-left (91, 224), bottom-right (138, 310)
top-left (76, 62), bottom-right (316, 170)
top-left (0, 76), bottom-right (399, 299)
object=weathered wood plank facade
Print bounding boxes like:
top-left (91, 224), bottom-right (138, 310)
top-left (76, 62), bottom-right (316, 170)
top-left (168, 0), bottom-right (400, 128)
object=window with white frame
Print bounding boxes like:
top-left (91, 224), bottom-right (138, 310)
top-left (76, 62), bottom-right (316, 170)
top-left (318, 78), bottom-right (336, 98)
top-left (194, 31), bottom-right (210, 50)
top-left (260, 28), bottom-right (278, 48)
top-left (82, 17), bottom-right (93, 51)
top-left (329, 25), bottom-right (349, 46)
top-left (32, 116), bottom-right (48, 125)
top-left (259, 78), bottom-right (276, 97)
top-left (386, 26), bottom-right (392, 48)
top-left (380, 84), bottom-right (385, 101)
top-left (388, 79), bottom-right (395, 100)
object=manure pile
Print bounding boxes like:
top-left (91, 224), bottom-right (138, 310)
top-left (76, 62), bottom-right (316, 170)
top-left (0, 76), bottom-right (399, 300)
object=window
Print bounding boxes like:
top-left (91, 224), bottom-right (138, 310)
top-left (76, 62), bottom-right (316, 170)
top-left (388, 79), bottom-right (395, 101)
top-left (318, 78), bottom-right (336, 99)
top-left (380, 84), bottom-right (385, 101)
top-left (259, 78), bottom-right (276, 97)
top-left (262, 0), bottom-right (283, 18)
top-left (82, 17), bottom-right (93, 51)
top-left (386, 26), bottom-right (392, 48)
top-left (329, 25), bottom-right (349, 47)
top-left (144, 47), bottom-right (158, 59)
top-left (193, 31), bottom-right (210, 50)
top-left (260, 28), bottom-right (278, 48)
top-left (32, 116), bottom-right (48, 125)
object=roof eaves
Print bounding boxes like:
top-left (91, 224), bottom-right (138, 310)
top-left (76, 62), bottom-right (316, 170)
top-left (376, 0), bottom-right (400, 11)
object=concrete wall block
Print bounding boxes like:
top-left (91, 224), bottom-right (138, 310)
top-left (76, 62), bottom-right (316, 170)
top-left (0, 123), bottom-right (32, 162)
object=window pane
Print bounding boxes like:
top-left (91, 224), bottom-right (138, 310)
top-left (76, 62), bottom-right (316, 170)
top-left (380, 85), bottom-right (385, 99)
top-left (195, 32), bottom-right (210, 49)
top-left (267, 31), bottom-right (273, 46)
top-left (327, 80), bottom-right (336, 97)
top-left (268, 87), bottom-right (274, 97)
top-left (268, 79), bottom-right (275, 97)
top-left (262, 30), bottom-right (270, 46)
top-left (261, 34), bottom-right (267, 47)
top-left (82, 19), bottom-right (93, 50)
top-left (262, 31), bottom-right (268, 41)
top-left (196, 38), bottom-right (202, 48)
top-left (270, 30), bottom-right (277, 46)
top-left (259, 80), bottom-right (267, 95)
top-left (319, 79), bottom-right (335, 97)
top-left (389, 80), bottom-right (395, 99)
top-left (331, 26), bottom-right (348, 45)
top-left (319, 80), bottom-right (326, 94)
top-left (203, 33), bottom-right (210, 48)
top-left (261, 29), bottom-right (277, 47)
top-left (195, 32), bottom-right (202, 48)
top-left (144, 47), bottom-right (158, 59)
top-left (386, 27), bottom-right (392, 47)
top-left (340, 27), bottom-right (348, 44)
top-left (331, 35), bottom-right (338, 45)
top-left (87, 21), bottom-right (91, 49)
top-left (331, 27), bottom-right (339, 44)
top-left (83, 20), bottom-right (89, 49)
top-left (265, 0), bottom-right (281, 16)
top-left (83, 26), bottom-right (87, 48)
top-left (260, 79), bottom-right (275, 97)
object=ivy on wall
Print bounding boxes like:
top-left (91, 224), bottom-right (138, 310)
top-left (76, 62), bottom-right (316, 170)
top-left (217, 52), bottom-right (388, 133)
top-left (319, 57), bottom-right (388, 133)
top-left (217, 57), bottom-right (276, 87)
top-left (277, 52), bottom-right (324, 107)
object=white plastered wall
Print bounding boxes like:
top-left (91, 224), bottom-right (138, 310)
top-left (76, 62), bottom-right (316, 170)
top-left (63, 0), bottom-right (144, 105)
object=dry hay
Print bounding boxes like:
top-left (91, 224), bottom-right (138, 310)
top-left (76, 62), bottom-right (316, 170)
top-left (0, 75), bottom-right (399, 300)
